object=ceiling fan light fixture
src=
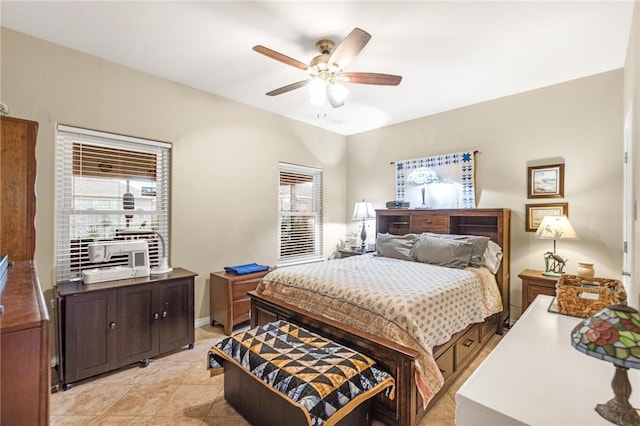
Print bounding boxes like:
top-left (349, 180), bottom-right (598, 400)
top-left (328, 82), bottom-right (348, 103)
top-left (308, 78), bottom-right (326, 106)
top-left (254, 28), bottom-right (401, 109)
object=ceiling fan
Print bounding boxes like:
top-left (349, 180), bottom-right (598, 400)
top-left (253, 28), bottom-right (402, 108)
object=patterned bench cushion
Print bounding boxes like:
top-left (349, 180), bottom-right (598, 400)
top-left (209, 320), bottom-right (395, 426)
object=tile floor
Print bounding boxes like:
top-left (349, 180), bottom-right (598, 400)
top-left (50, 323), bottom-right (502, 425)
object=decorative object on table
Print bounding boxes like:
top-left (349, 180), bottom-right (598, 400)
top-left (525, 202), bottom-right (568, 232)
top-left (535, 215), bottom-right (578, 276)
top-left (577, 261), bottom-right (596, 283)
top-left (556, 274), bottom-right (625, 318)
top-left (0, 102), bottom-right (9, 116)
top-left (394, 151), bottom-right (477, 209)
top-left (405, 167), bottom-right (439, 208)
top-left (527, 163), bottom-right (564, 199)
top-left (386, 200), bottom-right (410, 209)
top-left (352, 199), bottom-right (375, 251)
top-left (570, 298), bottom-right (640, 426)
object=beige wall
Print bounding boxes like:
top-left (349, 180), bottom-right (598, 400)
top-left (0, 28), bottom-right (348, 334)
top-left (0, 24), bottom-right (629, 356)
top-left (347, 70), bottom-right (624, 319)
top-left (623, 1), bottom-right (640, 309)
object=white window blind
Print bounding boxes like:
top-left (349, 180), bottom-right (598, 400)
top-left (55, 125), bottom-right (171, 282)
top-left (278, 162), bottom-right (323, 266)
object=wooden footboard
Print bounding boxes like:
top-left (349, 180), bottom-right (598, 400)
top-left (250, 291), bottom-right (500, 426)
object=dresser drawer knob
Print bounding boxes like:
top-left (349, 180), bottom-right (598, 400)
top-left (463, 339), bottom-right (475, 348)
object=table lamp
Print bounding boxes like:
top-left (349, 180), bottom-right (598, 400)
top-left (535, 215), bottom-right (578, 276)
top-left (570, 300), bottom-right (640, 425)
top-left (352, 199), bottom-right (375, 251)
top-left (405, 167), bottom-right (439, 208)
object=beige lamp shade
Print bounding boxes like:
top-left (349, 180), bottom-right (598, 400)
top-left (535, 215), bottom-right (578, 276)
top-left (535, 215), bottom-right (578, 240)
top-left (352, 201), bottom-right (375, 220)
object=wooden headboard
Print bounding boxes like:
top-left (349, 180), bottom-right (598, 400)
top-left (376, 208), bottom-right (511, 328)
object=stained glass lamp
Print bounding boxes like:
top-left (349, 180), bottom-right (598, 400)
top-left (570, 302), bottom-right (640, 425)
top-left (405, 168), bottom-right (439, 208)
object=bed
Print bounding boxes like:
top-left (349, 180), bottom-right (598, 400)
top-left (250, 208), bottom-right (511, 426)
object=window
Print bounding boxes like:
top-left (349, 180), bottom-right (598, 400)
top-left (55, 125), bottom-right (171, 282)
top-left (278, 162), bottom-right (323, 266)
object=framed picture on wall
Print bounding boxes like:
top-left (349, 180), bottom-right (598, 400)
top-left (525, 202), bottom-right (568, 232)
top-left (527, 164), bottom-right (564, 198)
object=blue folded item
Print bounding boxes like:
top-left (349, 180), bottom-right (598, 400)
top-left (224, 263), bottom-right (269, 275)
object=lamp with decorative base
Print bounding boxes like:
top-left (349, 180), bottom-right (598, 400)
top-left (535, 215), bottom-right (578, 276)
top-left (405, 167), bottom-right (439, 209)
top-left (352, 199), bottom-right (375, 251)
top-left (571, 300), bottom-right (640, 426)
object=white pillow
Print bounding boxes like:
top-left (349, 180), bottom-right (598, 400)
top-left (482, 240), bottom-right (503, 274)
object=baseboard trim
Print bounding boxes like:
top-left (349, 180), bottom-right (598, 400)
top-left (195, 316), bottom-right (210, 328)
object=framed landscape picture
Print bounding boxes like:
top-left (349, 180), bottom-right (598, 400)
top-left (525, 202), bottom-right (568, 232)
top-left (527, 164), bottom-right (564, 198)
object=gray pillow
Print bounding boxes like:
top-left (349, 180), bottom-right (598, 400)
top-left (421, 232), bottom-right (489, 268)
top-left (376, 233), bottom-right (417, 261)
top-left (410, 234), bottom-right (473, 269)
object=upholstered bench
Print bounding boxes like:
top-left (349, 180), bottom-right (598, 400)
top-left (209, 320), bottom-right (395, 426)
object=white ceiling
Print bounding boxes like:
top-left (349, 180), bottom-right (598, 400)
top-left (1, 1), bottom-right (635, 136)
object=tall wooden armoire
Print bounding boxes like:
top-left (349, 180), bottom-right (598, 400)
top-left (0, 116), bottom-right (50, 425)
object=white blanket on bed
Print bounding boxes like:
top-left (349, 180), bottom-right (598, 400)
top-left (259, 254), bottom-right (501, 355)
top-left (256, 253), bottom-right (503, 407)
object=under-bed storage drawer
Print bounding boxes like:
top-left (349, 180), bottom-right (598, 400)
top-left (480, 313), bottom-right (499, 343)
top-left (435, 345), bottom-right (454, 381)
top-left (455, 324), bottom-right (481, 366)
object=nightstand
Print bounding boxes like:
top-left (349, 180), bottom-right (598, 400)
top-left (210, 268), bottom-right (272, 335)
top-left (338, 248), bottom-right (374, 258)
top-left (518, 268), bottom-right (558, 312)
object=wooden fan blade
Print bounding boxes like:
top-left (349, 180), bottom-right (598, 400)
top-left (266, 80), bottom-right (309, 96)
top-left (341, 72), bottom-right (402, 86)
top-left (253, 45), bottom-right (309, 71)
top-left (328, 28), bottom-right (371, 71)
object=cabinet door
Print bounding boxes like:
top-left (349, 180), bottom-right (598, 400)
top-left (117, 283), bottom-right (159, 365)
top-left (158, 278), bottom-right (194, 354)
top-left (0, 117), bottom-right (37, 261)
top-left (63, 289), bottom-right (117, 383)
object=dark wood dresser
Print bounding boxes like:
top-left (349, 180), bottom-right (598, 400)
top-left (56, 268), bottom-right (197, 389)
top-left (0, 260), bottom-right (50, 426)
top-left (0, 116), bottom-right (50, 425)
top-left (210, 269), bottom-right (272, 335)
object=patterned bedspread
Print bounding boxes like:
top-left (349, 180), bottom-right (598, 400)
top-left (209, 320), bottom-right (395, 426)
top-left (255, 253), bottom-right (503, 407)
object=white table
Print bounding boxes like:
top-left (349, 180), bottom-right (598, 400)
top-left (456, 295), bottom-right (640, 425)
